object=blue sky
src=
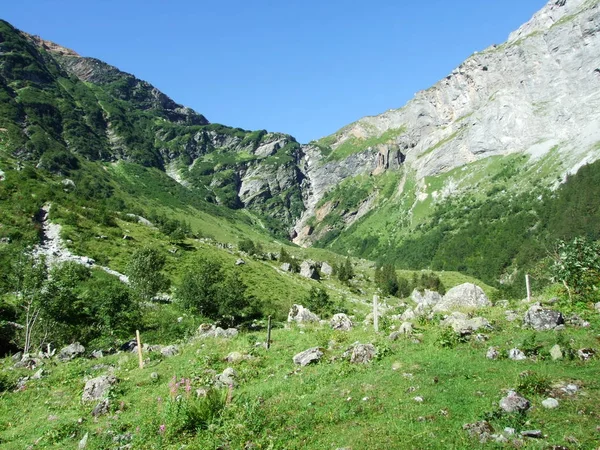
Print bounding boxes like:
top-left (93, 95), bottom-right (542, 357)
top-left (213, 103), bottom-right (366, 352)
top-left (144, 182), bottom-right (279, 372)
top-left (3, 1), bottom-right (547, 143)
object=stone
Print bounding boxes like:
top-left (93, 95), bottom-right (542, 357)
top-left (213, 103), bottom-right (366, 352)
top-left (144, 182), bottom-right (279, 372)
top-left (197, 324), bottom-right (238, 339)
top-left (224, 351), bottom-right (247, 363)
top-left (560, 383), bottom-right (578, 395)
top-left (91, 399), bottom-right (110, 417)
top-left (433, 283), bottom-right (491, 312)
top-left (330, 313), bottom-right (353, 331)
top-left (486, 347), bottom-right (499, 360)
top-left (508, 348), bottom-right (527, 360)
top-left (31, 369), bottom-right (44, 380)
top-left (522, 303), bottom-right (564, 330)
top-left (235, 258), bottom-right (245, 266)
top-left (411, 289), bottom-right (443, 307)
top-left (388, 331), bottom-right (402, 341)
top-left (293, 347), bottom-right (324, 366)
top-left (287, 304), bottom-right (320, 324)
top-left (160, 345), bottom-right (179, 357)
top-left (520, 430), bottom-right (543, 438)
top-left (400, 308), bottom-right (416, 321)
top-left (440, 312), bottom-right (491, 334)
top-left (280, 262), bottom-right (291, 272)
top-left (215, 367), bottom-right (237, 387)
top-left (499, 391), bottom-right (530, 413)
top-left (78, 432), bottom-right (89, 449)
top-left (299, 260), bottom-right (320, 280)
top-left (58, 342), bottom-right (85, 361)
top-left (505, 310), bottom-right (519, 322)
top-left (398, 322), bottom-right (414, 335)
top-left (321, 262), bottom-right (333, 276)
top-left (91, 350), bottom-right (103, 359)
top-left (150, 372), bottom-right (159, 380)
top-left (82, 375), bottom-right (117, 401)
top-left (566, 314), bottom-right (590, 328)
top-left (595, 302), bottom-right (600, 312)
top-left (550, 344), bottom-right (563, 360)
top-left (11, 352), bottom-right (22, 362)
top-left (542, 398), bottom-right (559, 409)
top-left (577, 348), bottom-right (596, 361)
top-left (349, 343), bottom-right (377, 364)
top-left (495, 300), bottom-right (510, 308)
top-left (463, 420), bottom-right (495, 443)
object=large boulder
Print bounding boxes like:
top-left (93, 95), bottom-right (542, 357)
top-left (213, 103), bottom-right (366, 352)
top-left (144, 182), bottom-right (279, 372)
top-left (58, 342), bottom-right (85, 361)
top-left (82, 375), bottom-right (117, 402)
top-left (433, 283), bottom-right (491, 312)
top-left (522, 303), bottom-right (564, 330)
top-left (330, 313), bottom-right (353, 331)
top-left (440, 312), bottom-right (492, 335)
top-left (499, 391), bottom-right (530, 413)
top-left (293, 347), bottom-right (324, 366)
top-left (299, 261), bottom-right (320, 280)
top-left (348, 343), bottom-right (377, 364)
top-left (287, 304), bottom-right (320, 324)
top-left (321, 262), bottom-right (333, 277)
top-left (411, 289), bottom-right (443, 307)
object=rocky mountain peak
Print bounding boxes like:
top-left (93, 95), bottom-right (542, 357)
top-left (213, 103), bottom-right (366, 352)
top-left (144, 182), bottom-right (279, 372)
top-left (23, 33), bottom-right (80, 57)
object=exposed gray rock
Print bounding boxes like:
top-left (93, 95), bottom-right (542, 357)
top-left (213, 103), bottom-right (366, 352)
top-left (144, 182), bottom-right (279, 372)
top-left (11, 352), bottom-right (22, 362)
top-left (293, 347), bottom-right (324, 366)
top-left (486, 347), bottom-right (499, 360)
top-left (299, 260), bottom-right (320, 280)
top-left (14, 355), bottom-right (42, 369)
top-left (508, 348), bottom-right (527, 361)
top-left (224, 351), bottom-right (250, 363)
top-left (542, 398), bottom-right (559, 409)
top-left (577, 348), bottom-right (596, 361)
top-left (31, 368), bottom-right (44, 380)
top-left (287, 304), bottom-right (320, 324)
top-left (82, 375), bottom-right (117, 401)
top-left (400, 308), bottom-right (416, 321)
top-left (433, 283), bottom-right (491, 312)
top-left (463, 420), bottom-right (495, 443)
top-left (197, 324), bottom-right (238, 339)
top-left (91, 399), bottom-right (110, 417)
top-left (91, 350), bottom-right (103, 359)
top-left (330, 313), bottom-right (353, 331)
top-left (235, 258), bottom-right (245, 266)
top-left (595, 302), bottom-right (600, 313)
top-left (550, 344), bottom-right (563, 360)
top-left (505, 310), bottom-right (519, 322)
top-left (523, 303), bottom-right (565, 330)
top-left (499, 391), bottom-right (530, 413)
top-left (565, 313), bottom-right (590, 328)
top-left (411, 289), bottom-right (442, 307)
top-left (78, 432), bottom-right (88, 449)
top-left (58, 342), bottom-right (85, 361)
top-left (349, 343), bottom-right (377, 364)
top-left (280, 262), bottom-right (291, 272)
top-left (440, 312), bottom-right (491, 334)
top-left (520, 430), bottom-right (543, 439)
top-left (160, 345), bottom-right (179, 357)
top-left (398, 321), bottom-right (414, 335)
top-left (321, 262), bottom-right (333, 276)
top-left (215, 367), bottom-right (237, 387)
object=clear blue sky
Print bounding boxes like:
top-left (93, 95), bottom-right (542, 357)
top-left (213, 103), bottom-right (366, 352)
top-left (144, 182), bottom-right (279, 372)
top-left (3, 1), bottom-right (547, 143)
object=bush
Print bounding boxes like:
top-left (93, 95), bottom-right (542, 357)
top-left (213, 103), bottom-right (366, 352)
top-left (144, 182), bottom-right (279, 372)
top-left (127, 247), bottom-right (170, 302)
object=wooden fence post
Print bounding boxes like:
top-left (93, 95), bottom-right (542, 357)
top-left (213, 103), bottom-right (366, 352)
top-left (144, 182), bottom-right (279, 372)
top-left (266, 315), bottom-right (272, 349)
top-left (136, 329), bottom-right (144, 369)
top-left (526, 274), bottom-right (532, 302)
top-left (373, 295), bottom-right (379, 332)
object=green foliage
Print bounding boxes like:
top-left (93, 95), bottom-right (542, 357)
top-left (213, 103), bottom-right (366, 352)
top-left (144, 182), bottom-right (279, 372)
top-left (126, 247), bottom-right (170, 302)
top-left (411, 271), bottom-right (446, 295)
top-left (303, 287), bottom-right (336, 317)
top-left (550, 236), bottom-right (600, 302)
top-left (334, 257), bottom-right (354, 284)
top-left (516, 371), bottom-right (551, 396)
top-left (434, 327), bottom-right (466, 348)
top-left (239, 238), bottom-right (257, 255)
top-left (279, 246), bottom-right (299, 272)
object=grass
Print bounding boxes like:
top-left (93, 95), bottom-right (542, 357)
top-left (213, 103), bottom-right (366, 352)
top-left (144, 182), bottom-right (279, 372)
top-left (1, 299), bottom-right (598, 449)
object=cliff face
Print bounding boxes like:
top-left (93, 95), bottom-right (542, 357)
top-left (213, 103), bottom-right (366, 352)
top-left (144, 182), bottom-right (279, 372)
top-left (292, 0), bottom-right (600, 245)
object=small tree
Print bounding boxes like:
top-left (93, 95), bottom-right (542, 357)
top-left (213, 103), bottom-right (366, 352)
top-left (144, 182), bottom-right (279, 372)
top-left (550, 237), bottom-right (600, 301)
top-left (336, 257), bottom-right (354, 284)
top-left (127, 247), bottom-right (170, 302)
top-left (303, 287), bottom-right (334, 316)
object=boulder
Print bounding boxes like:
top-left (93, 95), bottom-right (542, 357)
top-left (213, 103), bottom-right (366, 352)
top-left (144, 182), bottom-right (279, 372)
top-left (349, 343), bottom-right (377, 364)
top-left (433, 283), bottom-right (491, 312)
top-left (577, 348), bottom-right (596, 361)
top-left (523, 304), bottom-right (564, 330)
top-left (330, 313), bottom-right (353, 331)
top-left (508, 348), bottom-right (527, 360)
top-left (215, 367), bottom-right (237, 387)
top-left (542, 398), bottom-right (559, 409)
top-left (82, 375), bottom-right (117, 401)
top-left (299, 261), bottom-right (320, 280)
top-left (58, 342), bottom-right (85, 361)
top-left (224, 351), bottom-right (248, 363)
top-left (595, 302), bottom-right (600, 313)
top-left (280, 262), bottom-right (291, 272)
top-left (197, 324), bottom-right (238, 339)
top-left (287, 304), bottom-right (320, 324)
top-left (463, 421), bottom-right (495, 443)
top-left (398, 322), bottom-right (414, 335)
top-left (400, 308), bottom-right (416, 321)
top-left (91, 399), bottom-right (110, 417)
top-left (293, 347), bottom-right (324, 366)
top-left (411, 289), bottom-right (443, 307)
top-left (565, 314), bottom-right (590, 328)
top-left (549, 344), bottom-right (563, 360)
top-left (160, 345), bottom-right (179, 357)
top-left (499, 391), bottom-right (530, 413)
top-left (440, 312), bottom-right (491, 335)
top-left (235, 258), bottom-right (245, 266)
top-left (321, 262), bottom-right (333, 276)
top-left (486, 347), bottom-right (499, 360)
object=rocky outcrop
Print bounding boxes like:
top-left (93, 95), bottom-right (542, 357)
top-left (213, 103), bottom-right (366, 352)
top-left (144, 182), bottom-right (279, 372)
top-left (330, 313), bottom-right (353, 331)
top-left (433, 283), bottom-right (491, 312)
top-left (293, 347), bottom-right (324, 366)
top-left (523, 303), bottom-right (565, 330)
top-left (82, 375), bottom-right (117, 402)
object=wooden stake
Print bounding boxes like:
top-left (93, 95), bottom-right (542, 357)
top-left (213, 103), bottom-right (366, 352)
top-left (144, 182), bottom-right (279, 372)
top-left (266, 315), bottom-right (272, 349)
top-left (136, 329), bottom-right (144, 369)
top-left (526, 274), bottom-right (532, 302)
top-left (373, 295), bottom-right (379, 332)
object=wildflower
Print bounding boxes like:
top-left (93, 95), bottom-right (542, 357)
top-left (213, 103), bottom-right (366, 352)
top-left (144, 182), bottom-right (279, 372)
top-left (159, 424), bottom-right (166, 435)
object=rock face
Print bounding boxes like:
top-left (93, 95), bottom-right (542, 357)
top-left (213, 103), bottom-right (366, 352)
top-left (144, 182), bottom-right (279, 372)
top-left (330, 313), bottom-right (353, 331)
top-left (82, 375), bottom-right (117, 401)
top-left (499, 391), bottom-right (530, 413)
top-left (287, 304), bottom-right (320, 324)
top-left (523, 304), bottom-right (565, 330)
top-left (58, 342), bottom-right (85, 361)
top-left (293, 347), bottom-right (324, 366)
top-left (433, 284), bottom-right (491, 312)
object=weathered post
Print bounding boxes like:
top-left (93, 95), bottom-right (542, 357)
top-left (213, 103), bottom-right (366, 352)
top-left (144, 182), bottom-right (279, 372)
top-left (373, 295), bottom-right (379, 332)
top-left (266, 315), bottom-right (272, 349)
top-left (526, 274), bottom-right (532, 302)
top-left (136, 329), bottom-right (144, 369)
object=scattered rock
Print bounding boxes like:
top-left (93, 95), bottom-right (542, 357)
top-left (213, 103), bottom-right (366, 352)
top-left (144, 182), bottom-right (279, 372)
top-left (287, 304), bottom-right (320, 324)
top-left (505, 310), bottom-right (519, 322)
top-left (577, 348), bottom-right (596, 361)
top-left (413, 396), bottom-right (424, 403)
top-left (235, 258), bottom-right (245, 266)
top-left (398, 321), bottom-right (414, 335)
top-left (150, 372), bottom-right (159, 380)
top-left (550, 344), bottom-right (563, 360)
top-left (542, 398), bottom-right (559, 409)
top-left (560, 383), bottom-right (579, 395)
top-left (58, 342), bottom-right (85, 361)
top-left (499, 391), bottom-right (530, 413)
top-left (160, 345), bottom-right (179, 357)
top-left (14, 355), bottom-right (42, 369)
top-left (522, 303), bottom-right (564, 330)
top-left (520, 430), bottom-right (543, 438)
top-left (349, 343), bottom-right (377, 364)
top-left (463, 420), bottom-right (495, 443)
top-left (280, 262), bottom-right (291, 272)
top-left (82, 375), bottom-right (117, 401)
top-left (441, 312), bottom-right (491, 335)
top-left (122, 235), bottom-right (133, 240)
top-left (31, 369), bottom-right (44, 380)
top-left (11, 352), bottom-right (22, 362)
top-left (91, 399), bottom-right (110, 417)
top-left (486, 347), bottom-right (500, 360)
top-left (400, 308), bottom-right (416, 321)
top-left (595, 302), bottom-right (600, 313)
top-left (495, 300), bottom-right (510, 308)
top-left (411, 289), bottom-right (443, 307)
top-left (299, 260), bottom-right (320, 280)
top-left (293, 347), bottom-right (324, 366)
top-left (78, 432), bottom-right (89, 449)
top-left (565, 314), bottom-right (590, 328)
top-left (508, 348), bottom-right (527, 361)
top-left (433, 283), bottom-right (491, 312)
top-left (321, 262), bottom-right (333, 276)
top-left (224, 351), bottom-right (251, 363)
top-left (215, 367), bottom-right (237, 387)
top-left (91, 350), bottom-right (103, 359)
top-left (197, 324), bottom-right (238, 339)
top-left (330, 313), bottom-right (353, 331)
